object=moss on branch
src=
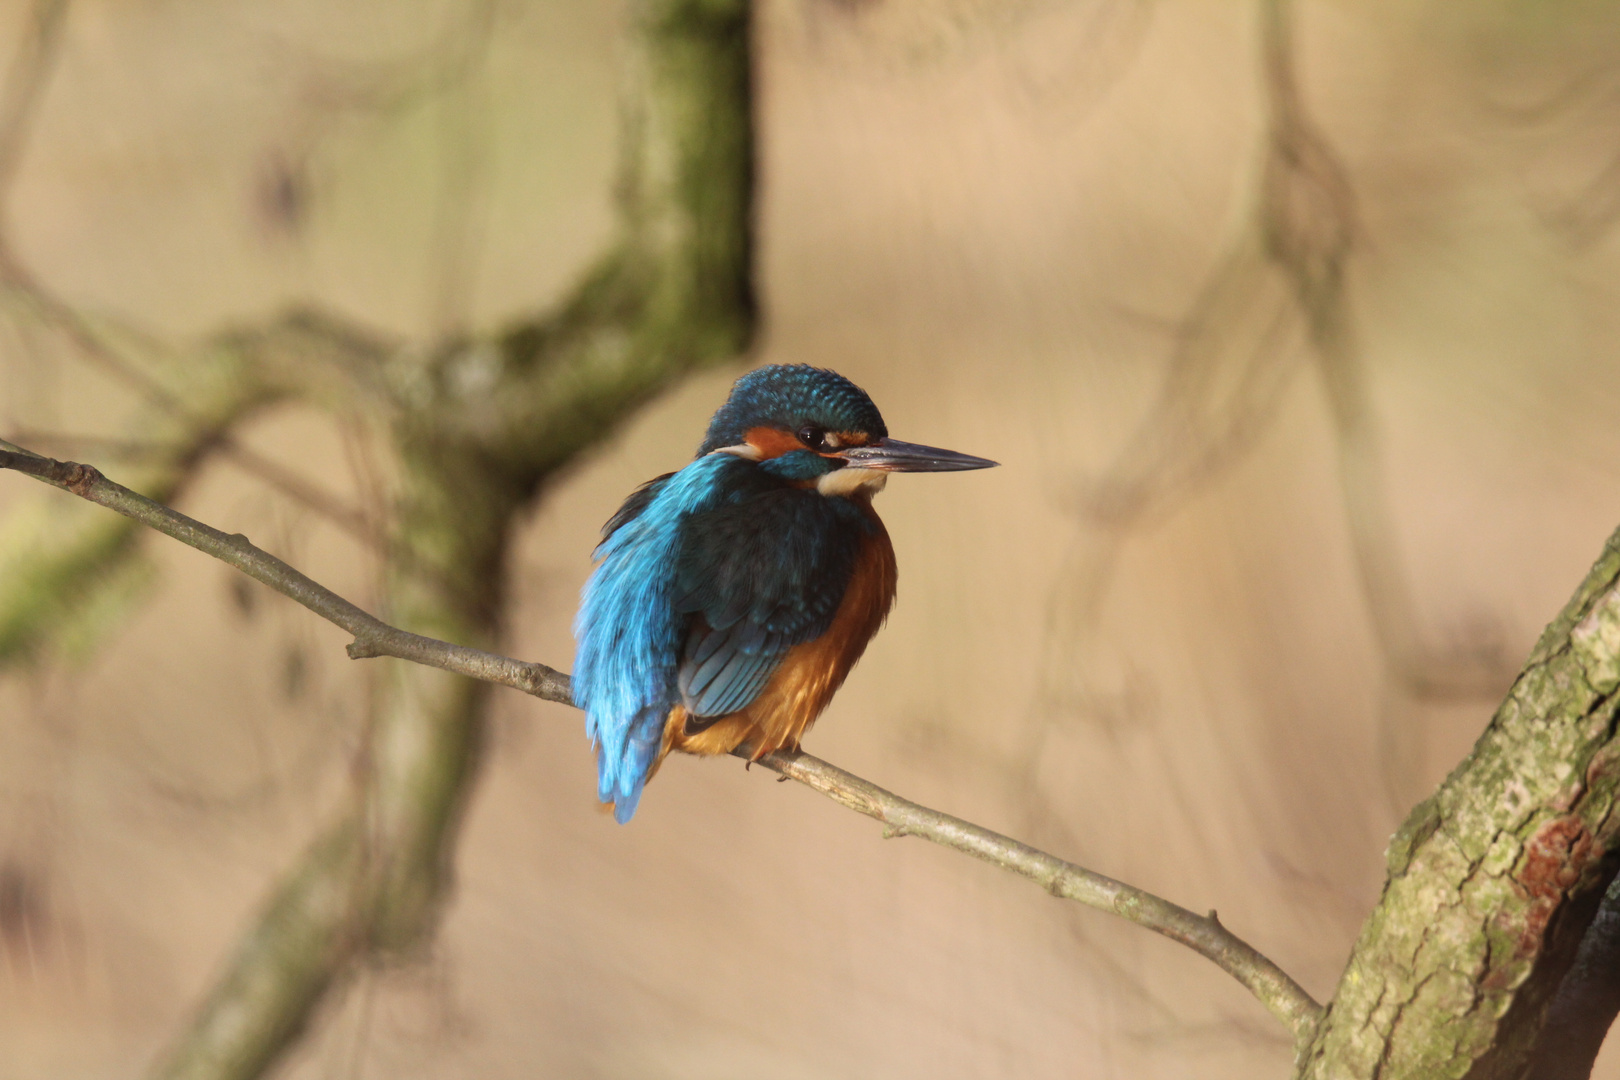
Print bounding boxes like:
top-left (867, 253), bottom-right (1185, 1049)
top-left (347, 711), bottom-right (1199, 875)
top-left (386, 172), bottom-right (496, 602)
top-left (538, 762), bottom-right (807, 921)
top-left (1300, 529), bottom-right (1620, 1079)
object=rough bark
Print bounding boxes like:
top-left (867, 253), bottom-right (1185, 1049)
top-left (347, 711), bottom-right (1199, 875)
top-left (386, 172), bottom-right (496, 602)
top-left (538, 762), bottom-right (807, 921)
top-left (1522, 877), bottom-right (1620, 1080)
top-left (1299, 527), bottom-right (1620, 1078)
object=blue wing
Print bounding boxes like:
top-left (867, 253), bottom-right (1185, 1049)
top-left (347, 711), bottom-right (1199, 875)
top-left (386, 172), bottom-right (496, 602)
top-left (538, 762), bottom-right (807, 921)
top-left (573, 457), bottom-right (733, 823)
top-left (598, 472), bottom-right (675, 544)
top-left (573, 455), bottom-right (871, 822)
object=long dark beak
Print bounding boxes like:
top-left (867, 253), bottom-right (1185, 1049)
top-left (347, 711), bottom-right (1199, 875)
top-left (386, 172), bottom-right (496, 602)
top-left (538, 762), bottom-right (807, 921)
top-left (838, 437), bottom-right (999, 472)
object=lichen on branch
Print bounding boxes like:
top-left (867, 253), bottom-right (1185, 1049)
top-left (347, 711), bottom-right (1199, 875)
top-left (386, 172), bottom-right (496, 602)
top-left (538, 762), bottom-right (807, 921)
top-left (1301, 528), bottom-right (1620, 1079)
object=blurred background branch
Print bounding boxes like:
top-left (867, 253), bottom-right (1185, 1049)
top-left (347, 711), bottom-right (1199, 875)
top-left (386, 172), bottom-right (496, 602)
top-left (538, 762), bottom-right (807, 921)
top-left (141, 1), bottom-right (755, 1076)
top-left (1047, 0), bottom-right (1511, 719)
top-left (0, 0), bottom-right (752, 1076)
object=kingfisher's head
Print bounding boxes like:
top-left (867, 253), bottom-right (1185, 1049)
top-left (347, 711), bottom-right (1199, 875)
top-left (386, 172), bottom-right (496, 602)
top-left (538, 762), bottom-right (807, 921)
top-left (698, 365), bottom-right (996, 496)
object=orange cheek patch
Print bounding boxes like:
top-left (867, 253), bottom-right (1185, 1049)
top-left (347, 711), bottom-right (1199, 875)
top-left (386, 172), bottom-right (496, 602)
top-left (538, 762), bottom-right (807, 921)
top-left (744, 426), bottom-right (807, 460)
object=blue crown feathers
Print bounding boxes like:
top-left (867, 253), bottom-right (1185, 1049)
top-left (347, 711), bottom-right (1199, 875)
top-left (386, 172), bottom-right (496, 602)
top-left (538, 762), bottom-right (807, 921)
top-left (698, 365), bottom-right (887, 455)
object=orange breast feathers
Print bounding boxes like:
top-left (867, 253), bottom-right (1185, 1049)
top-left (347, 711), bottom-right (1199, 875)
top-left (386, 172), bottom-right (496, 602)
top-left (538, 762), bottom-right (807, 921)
top-left (663, 517), bottom-right (898, 761)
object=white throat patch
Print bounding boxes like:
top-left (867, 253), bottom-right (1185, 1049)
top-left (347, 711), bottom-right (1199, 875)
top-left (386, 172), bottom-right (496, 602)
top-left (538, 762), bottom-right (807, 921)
top-left (816, 466), bottom-right (889, 499)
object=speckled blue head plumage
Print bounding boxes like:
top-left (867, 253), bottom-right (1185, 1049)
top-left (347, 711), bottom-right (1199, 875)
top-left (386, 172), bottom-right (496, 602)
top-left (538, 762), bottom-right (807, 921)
top-left (697, 365), bottom-right (887, 455)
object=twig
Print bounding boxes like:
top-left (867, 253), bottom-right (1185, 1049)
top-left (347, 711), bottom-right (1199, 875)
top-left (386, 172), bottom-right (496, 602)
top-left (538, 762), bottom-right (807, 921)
top-left (0, 1), bottom-right (403, 548)
top-left (5, 428), bottom-right (390, 551)
top-left (0, 441), bottom-right (1323, 1045)
top-left (742, 746), bottom-right (1322, 1043)
top-left (0, 442), bottom-right (572, 704)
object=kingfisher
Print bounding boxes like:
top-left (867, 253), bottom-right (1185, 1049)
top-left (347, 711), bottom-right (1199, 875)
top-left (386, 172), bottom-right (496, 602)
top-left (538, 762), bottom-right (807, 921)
top-left (573, 364), bottom-right (997, 822)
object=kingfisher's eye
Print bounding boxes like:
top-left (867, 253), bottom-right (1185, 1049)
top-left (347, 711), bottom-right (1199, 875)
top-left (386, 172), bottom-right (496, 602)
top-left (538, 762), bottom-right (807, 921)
top-left (797, 425), bottom-right (830, 451)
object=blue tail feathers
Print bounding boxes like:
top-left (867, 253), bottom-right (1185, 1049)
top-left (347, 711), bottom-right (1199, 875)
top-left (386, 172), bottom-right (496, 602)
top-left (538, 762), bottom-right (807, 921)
top-left (574, 455), bottom-right (737, 823)
top-left (598, 704), bottom-right (668, 823)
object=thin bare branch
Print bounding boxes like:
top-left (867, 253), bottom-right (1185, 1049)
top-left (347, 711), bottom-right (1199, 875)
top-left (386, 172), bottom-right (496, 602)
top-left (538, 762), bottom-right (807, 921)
top-left (743, 746), bottom-right (1324, 1043)
top-left (6, 429), bottom-right (392, 554)
top-left (0, 6), bottom-right (401, 548)
top-left (0, 441), bottom-right (1322, 1046)
top-left (0, 442), bottom-right (572, 704)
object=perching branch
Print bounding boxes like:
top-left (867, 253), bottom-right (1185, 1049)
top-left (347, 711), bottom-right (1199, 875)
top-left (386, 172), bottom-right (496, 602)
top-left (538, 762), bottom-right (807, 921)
top-left (0, 352), bottom-right (290, 665)
top-left (0, 440), bottom-right (573, 703)
top-left (744, 747), bottom-right (1322, 1042)
top-left (0, 441), bottom-right (1324, 1048)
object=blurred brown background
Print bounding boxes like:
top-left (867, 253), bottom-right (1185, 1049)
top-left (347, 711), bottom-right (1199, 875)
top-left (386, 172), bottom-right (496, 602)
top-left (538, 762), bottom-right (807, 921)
top-left (5, 0), bottom-right (1620, 1076)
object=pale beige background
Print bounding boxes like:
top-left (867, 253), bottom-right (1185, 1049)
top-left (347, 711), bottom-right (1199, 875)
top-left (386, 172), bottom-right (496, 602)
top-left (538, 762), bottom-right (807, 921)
top-left (4, 0), bottom-right (1620, 1077)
